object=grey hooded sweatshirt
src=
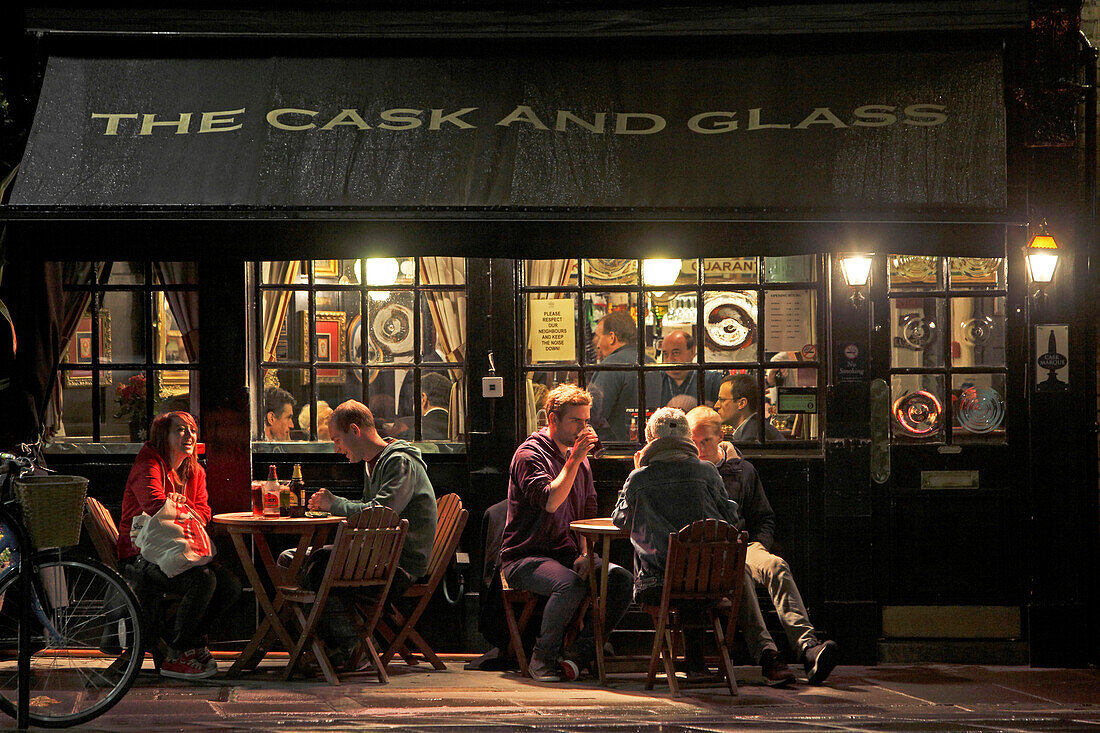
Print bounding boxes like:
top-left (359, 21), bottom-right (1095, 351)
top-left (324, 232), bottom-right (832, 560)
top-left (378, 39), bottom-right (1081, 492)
top-left (329, 439), bottom-right (438, 578)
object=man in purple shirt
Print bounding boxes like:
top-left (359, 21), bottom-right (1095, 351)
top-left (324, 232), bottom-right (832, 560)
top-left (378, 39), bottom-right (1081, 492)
top-left (500, 384), bottom-right (633, 682)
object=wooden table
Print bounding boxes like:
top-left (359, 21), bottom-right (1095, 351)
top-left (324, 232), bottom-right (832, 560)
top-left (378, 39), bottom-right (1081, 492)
top-left (569, 517), bottom-right (629, 685)
top-left (212, 511), bottom-right (344, 677)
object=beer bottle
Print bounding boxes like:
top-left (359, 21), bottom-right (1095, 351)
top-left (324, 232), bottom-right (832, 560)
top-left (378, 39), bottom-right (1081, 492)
top-left (263, 465), bottom-right (280, 517)
top-left (290, 464), bottom-right (306, 510)
top-left (278, 481), bottom-right (291, 517)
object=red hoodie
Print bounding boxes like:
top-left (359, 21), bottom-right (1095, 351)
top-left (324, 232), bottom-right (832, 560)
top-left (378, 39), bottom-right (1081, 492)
top-left (117, 443), bottom-right (210, 561)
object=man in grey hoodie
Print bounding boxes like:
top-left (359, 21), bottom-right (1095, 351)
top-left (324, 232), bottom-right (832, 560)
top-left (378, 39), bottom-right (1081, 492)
top-left (307, 399), bottom-right (438, 666)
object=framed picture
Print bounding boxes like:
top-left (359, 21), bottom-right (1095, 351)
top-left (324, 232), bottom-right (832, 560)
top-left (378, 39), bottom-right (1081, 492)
top-left (314, 260), bottom-right (341, 278)
top-left (156, 295), bottom-right (190, 389)
top-left (64, 310), bottom-right (111, 387)
top-left (301, 310), bottom-right (346, 384)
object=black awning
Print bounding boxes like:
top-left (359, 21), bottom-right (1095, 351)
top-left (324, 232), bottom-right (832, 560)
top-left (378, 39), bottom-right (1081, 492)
top-left (8, 50), bottom-right (1007, 214)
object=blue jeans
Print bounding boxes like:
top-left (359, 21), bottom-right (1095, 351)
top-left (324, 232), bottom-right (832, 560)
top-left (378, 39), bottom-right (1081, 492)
top-left (503, 554), bottom-right (632, 663)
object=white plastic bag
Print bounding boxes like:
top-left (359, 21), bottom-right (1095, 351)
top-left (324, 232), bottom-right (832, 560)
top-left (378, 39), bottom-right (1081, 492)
top-left (130, 496), bottom-right (214, 578)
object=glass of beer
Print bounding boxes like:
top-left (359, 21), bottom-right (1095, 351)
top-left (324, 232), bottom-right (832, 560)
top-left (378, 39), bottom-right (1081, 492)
top-left (250, 481), bottom-right (265, 517)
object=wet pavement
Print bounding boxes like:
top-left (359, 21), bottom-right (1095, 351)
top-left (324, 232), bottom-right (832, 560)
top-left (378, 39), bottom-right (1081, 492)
top-left (18, 655), bottom-right (1100, 732)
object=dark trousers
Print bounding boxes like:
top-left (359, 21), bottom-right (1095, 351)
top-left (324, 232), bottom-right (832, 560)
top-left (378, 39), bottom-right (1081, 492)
top-left (123, 556), bottom-right (242, 652)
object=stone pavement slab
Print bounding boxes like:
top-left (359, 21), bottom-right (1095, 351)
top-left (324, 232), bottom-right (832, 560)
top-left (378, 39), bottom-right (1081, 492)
top-left (10, 658), bottom-right (1099, 732)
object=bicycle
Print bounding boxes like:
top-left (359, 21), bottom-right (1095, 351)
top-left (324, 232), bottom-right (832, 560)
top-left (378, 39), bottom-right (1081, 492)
top-left (0, 452), bottom-right (144, 728)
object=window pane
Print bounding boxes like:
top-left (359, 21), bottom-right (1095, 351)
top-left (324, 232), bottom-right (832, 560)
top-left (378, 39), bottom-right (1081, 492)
top-left (526, 293), bottom-right (577, 365)
top-left (585, 293), bottom-right (640, 366)
top-left (703, 257), bottom-right (757, 284)
top-left (952, 373), bottom-right (1006, 443)
top-left (107, 370), bottom-right (147, 443)
top-left (261, 372), bottom-right (305, 441)
top-left (950, 296), bottom-right (1005, 367)
top-left (261, 260), bottom-right (302, 285)
top-left (424, 290), bottom-right (467, 363)
top-left (260, 290), bottom-right (305, 363)
top-left (312, 259), bottom-right (343, 280)
top-left (586, 368), bottom-right (643, 443)
top-left (419, 367), bottom-right (463, 443)
top-left (420, 257), bottom-right (464, 285)
top-left (889, 255), bottom-right (942, 290)
top-left (891, 374), bottom-right (945, 442)
top-left (366, 292), bottom-right (415, 364)
top-left (157, 370), bottom-right (196, 417)
top-left (523, 370), bottom-right (580, 433)
top-left (526, 259), bottom-right (579, 287)
top-left (104, 262), bottom-right (144, 285)
top-left (949, 257), bottom-right (1005, 290)
top-left (152, 263), bottom-right (197, 285)
top-left (156, 292), bottom-right (196, 364)
top-left (702, 290), bottom-right (758, 363)
top-left (57, 370), bottom-right (94, 439)
top-left (369, 368), bottom-right (413, 440)
top-left (647, 368), bottom-right (719, 411)
top-left (770, 369), bottom-right (819, 440)
top-left (764, 255), bottom-right (816, 283)
top-left (714, 370), bottom-right (775, 444)
top-left (583, 258), bottom-right (638, 285)
top-left (764, 289), bottom-right (817, 357)
top-left (890, 297), bottom-right (944, 368)
top-left (101, 292), bottom-right (145, 364)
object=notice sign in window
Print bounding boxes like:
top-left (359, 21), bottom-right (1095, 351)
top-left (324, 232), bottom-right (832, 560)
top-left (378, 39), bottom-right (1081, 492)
top-left (529, 299), bottom-right (576, 363)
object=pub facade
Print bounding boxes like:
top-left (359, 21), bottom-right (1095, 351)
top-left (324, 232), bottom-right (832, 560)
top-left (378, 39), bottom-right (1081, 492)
top-left (0, 1), bottom-right (1096, 666)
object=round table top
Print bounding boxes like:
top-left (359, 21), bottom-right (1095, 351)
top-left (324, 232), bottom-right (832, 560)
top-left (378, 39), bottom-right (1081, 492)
top-left (569, 517), bottom-right (626, 534)
top-left (212, 511), bottom-right (345, 528)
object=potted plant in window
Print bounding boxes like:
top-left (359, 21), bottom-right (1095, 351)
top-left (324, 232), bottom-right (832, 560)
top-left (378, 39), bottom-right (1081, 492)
top-left (115, 374), bottom-right (147, 442)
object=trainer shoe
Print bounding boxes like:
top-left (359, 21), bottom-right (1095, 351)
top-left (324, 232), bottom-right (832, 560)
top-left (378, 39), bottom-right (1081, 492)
top-left (560, 658), bottom-right (581, 682)
top-left (760, 648), bottom-right (796, 687)
top-left (802, 640), bottom-right (839, 685)
top-left (160, 648), bottom-right (218, 680)
top-left (527, 652), bottom-right (562, 682)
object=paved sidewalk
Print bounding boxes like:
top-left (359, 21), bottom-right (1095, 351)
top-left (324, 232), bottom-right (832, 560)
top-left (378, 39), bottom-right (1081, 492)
top-left (27, 656), bottom-right (1100, 732)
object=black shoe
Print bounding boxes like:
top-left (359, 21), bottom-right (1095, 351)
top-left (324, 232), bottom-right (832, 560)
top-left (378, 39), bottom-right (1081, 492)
top-left (760, 649), bottom-right (796, 687)
top-left (802, 640), bottom-right (839, 685)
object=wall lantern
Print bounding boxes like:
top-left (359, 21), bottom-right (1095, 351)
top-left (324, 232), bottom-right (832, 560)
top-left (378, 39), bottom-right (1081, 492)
top-left (1024, 221), bottom-right (1060, 295)
top-left (356, 257), bottom-right (400, 301)
top-left (838, 253), bottom-right (873, 308)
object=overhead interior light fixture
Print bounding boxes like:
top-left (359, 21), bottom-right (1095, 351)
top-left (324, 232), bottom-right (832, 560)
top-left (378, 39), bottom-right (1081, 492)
top-left (356, 257), bottom-right (400, 301)
top-left (641, 259), bottom-right (683, 288)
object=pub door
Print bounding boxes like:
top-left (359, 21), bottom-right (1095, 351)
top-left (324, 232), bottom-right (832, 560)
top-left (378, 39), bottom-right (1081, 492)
top-left (865, 252), bottom-right (1028, 663)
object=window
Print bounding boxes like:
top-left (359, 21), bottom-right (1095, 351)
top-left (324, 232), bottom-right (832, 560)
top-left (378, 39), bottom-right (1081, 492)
top-left (887, 256), bottom-right (1007, 443)
top-left (49, 262), bottom-right (199, 449)
top-left (256, 258), bottom-right (466, 450)
top-left (520, 257), bottom-right (823, 448)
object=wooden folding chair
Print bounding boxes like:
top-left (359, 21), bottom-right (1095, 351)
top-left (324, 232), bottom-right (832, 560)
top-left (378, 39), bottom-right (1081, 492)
top-left (279, 506), bottom-right (408, 685)
top-left (379, 493), bottom-right (469, 670)
top-left (83, 497), bottom-right (122, 572)
top-left (640, 520), bottom-right (748, 697)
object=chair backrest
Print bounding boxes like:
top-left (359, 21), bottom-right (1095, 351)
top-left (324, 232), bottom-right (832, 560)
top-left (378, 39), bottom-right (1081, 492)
top-left (664, 520), bottom-right (748, 603)
top-left (324, 506), bottom-right (408, 590)
top-left (83, 496), bottom-right (120, 571)
top-left (423, 493), bottom-right (469, 581)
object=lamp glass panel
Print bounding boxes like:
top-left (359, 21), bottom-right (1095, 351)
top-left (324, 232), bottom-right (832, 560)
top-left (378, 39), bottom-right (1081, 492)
top-left (839, 256), bottom-right (873, 287)
top-left (1026, 252), bottom-right (1058, 283)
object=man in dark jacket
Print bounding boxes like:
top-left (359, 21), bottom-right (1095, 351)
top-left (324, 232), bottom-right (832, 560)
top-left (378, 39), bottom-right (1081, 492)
top-left (687, 406), bottom-right (839, 686)
top-left (500, 384), bottom-right (632, 682)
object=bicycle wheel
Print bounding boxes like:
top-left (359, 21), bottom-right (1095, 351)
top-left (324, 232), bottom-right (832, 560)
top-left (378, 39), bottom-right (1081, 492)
top-left (0, 556), bottom-right (144, 727)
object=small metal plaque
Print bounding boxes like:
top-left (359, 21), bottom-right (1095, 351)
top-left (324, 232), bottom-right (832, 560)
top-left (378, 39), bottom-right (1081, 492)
top-left (870, 379), bottom-right (890, 484)
top-left (921, 470), bottom-right (979, 490)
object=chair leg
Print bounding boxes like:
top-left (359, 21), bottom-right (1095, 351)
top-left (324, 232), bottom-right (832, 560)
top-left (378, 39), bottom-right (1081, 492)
top-left (661, 627), bottom-right (680, 697)
top-left (502, 595), bottom-right (534, 677)
top-left (711, 612), bottom-right (738, 696)
top-left (645, 613), bottom-right (666, 690)
top-left (402, 626), bottom-right (445, 670)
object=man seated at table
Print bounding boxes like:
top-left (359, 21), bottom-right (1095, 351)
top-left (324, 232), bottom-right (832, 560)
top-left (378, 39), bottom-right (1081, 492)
top-left (686, 405), bottom-right (837, 685)
top-left (305, 399), bottom-right (439, 669)
top-left (611, 406), bottom-right (741, 682)
top-left (500, 384), bottom-right (633, 682)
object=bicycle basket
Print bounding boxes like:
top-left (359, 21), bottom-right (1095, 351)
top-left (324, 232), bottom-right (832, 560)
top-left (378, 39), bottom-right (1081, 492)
top-left (14, 475), bottom-right (89, 549)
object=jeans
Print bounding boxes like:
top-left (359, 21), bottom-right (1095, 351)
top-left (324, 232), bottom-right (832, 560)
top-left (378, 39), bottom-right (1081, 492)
top-left (737, 542), bottom-right (819, 662)
top-left (123, 557), bottom-right (241, 652)
top-left (502, 554), bottom-right (632, 664)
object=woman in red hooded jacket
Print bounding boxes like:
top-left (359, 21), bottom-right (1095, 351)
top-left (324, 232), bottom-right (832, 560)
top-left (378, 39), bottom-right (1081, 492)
top-left (118, 411), bottom-right (240, 680)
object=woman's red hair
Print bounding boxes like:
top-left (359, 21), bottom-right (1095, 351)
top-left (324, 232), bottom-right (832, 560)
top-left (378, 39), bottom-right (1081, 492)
top-left (148, 411), bottom-right (199, 485)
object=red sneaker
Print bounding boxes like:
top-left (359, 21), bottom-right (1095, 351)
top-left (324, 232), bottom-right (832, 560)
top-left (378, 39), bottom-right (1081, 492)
top-left (160, 648), bottom-right (218, 680)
